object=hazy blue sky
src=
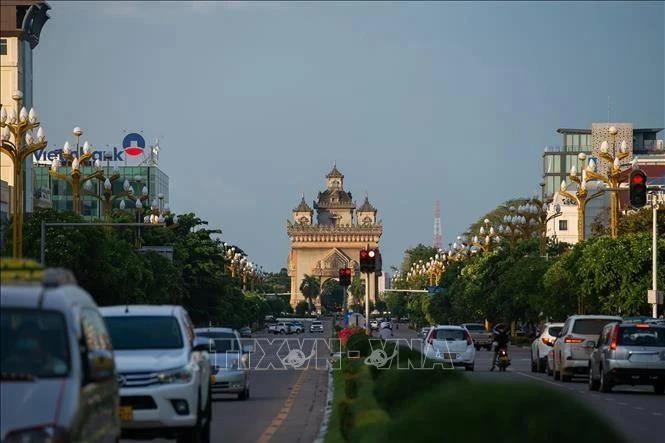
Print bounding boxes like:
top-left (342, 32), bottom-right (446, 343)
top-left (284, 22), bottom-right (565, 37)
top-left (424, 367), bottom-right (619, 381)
top-left (33, 1), bottom-right (664, 272)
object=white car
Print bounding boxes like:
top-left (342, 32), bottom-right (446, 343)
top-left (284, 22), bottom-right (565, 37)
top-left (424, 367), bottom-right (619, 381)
top-left (531, 322), bottom-right (564, 373)
top-left (101, 305), bottom-right (212, 442)
top-left (551, 314), bottom-right (622, 382)
top-left (423, 325), bottom-right (476, 371)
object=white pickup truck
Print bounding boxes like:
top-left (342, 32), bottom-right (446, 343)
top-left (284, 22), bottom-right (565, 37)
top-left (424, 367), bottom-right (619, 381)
top-left (461, 323), bottom-right (493, 351)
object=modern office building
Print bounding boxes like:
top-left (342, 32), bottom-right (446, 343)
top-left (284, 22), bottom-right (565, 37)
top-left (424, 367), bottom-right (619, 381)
top-left (32, 163), bottom-right (170, 219)
top-left (542, 125), bottom-right (664, 199)
top-left (1, 0), bottom-right (50, 213)
top-left (0, 179), bottom-right (9, 250)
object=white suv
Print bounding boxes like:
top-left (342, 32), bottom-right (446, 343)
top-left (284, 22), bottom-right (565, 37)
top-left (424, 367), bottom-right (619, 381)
top-left (101, 305), bottom-right (212, 442)
top-left (423, 325), bottom-right (476, 371)
top-left (552, 315), bottom-right (622, 382)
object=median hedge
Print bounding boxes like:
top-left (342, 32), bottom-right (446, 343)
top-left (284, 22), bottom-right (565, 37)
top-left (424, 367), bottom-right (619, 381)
top-left (364, 380), bottom-right (626, 443)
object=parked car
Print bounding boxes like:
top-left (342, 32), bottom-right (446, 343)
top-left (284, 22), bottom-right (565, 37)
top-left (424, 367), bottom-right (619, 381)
top-left (551, 314), bottom-right (622, 382)
top-left (1, 266), bottom-right (121, 443)
top-left (269, 322), bottom-right (292, 334)
top-left (289, 322), bottom-right (304, 333)
top-left (423, 325), bottom-right (476, 371)
top-left (531, 322), bottom-right (564, 373)
top-left (195, 327), bottom-right (252, 400)
top-left (589, 322), bottom-right (665, 394)
top-left (101, 305), bottom-right (212, 442)
top-left (461, 323), bottom-right (493, 351)
top-left (310, 320), bottom-right (324, 333)
top-left (420, 326), bottom-right (431, 340)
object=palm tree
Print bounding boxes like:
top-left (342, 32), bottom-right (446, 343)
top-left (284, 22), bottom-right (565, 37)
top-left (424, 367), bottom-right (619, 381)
top-left (299, 274), bottom-right (320, 313)
top-left (347, 274), bottom-right (365, 312)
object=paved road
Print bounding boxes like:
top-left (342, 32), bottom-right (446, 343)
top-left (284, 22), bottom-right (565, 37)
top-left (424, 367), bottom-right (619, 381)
top-left (123, 321), bottom-right (332, 443)
top-left (394, 327), bottom-right (664, 443)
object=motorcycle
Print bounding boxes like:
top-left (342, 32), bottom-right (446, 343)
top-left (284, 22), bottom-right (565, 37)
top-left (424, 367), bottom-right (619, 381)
top-left (495, 347), bottom-right (510, 371)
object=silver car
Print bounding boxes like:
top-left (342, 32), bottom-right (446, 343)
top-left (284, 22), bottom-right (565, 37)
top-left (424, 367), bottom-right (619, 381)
top-left (589, 322), bottom-right (665, 394)
top-left (195, 328), bottom-right (252, 400)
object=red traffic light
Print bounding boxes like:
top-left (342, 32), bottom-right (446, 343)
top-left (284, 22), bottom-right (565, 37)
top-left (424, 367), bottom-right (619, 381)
top-left (360, 250), bottom-right (368, 258)
top-left (631, 173), bottom-right (645, 184)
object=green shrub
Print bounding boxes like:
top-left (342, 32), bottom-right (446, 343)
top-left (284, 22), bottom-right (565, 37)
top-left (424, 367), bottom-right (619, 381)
top-left (338, 398), bottom-right (355, 442)
top-left (346, 332), bottom-right (371, 357)
top-left (369, 381), bottom-right (626, 443)
top-left (351, 408), bottom-right (390, 443)
top-left (372, 364), bottom-right (464, 415)
top-left (344, 374), bottom-right (359, 399)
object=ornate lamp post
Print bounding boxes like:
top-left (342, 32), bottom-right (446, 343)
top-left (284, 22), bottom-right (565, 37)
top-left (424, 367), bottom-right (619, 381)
top-left (425, 253), bottom-right (445, 286)
top-left (584, 127), bottom-right (631, 238)
top-left (49, 138), bottom-right (104, 215)
top-left (472, 218), bottom-right (500, 252)
top-left (538, 202), bottom-right (562, 256)
top-left (145, 193), bottom-right (171, 225)
top-left (559, 162), bottom-right (604, 242)
top-left (0, 91), bottom-right (48, 258)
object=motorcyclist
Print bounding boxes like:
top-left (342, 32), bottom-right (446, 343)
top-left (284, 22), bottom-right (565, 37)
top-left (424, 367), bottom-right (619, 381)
top-left (379, 321), bottom-right (393, 340)
top-left (490, 323), bottom-right (510, 371)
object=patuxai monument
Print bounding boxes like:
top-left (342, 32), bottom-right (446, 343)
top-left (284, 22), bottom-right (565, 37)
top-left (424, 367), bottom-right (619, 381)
top-left (286, 164), bottom-right (383, 309)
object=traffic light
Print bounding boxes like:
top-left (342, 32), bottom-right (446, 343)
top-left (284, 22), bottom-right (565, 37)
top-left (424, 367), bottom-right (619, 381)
top-left (359, 248), bottom-right (377, 273)
top-left (629, 169), bottom-right (647, 208)
top-left (338, 267), bottom-right (352, 286)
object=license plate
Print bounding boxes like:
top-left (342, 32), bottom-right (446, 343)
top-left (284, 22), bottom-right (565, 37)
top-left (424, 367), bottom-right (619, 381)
top-left (630, 354), bottom-right (658, 362)
top-left (119, 406), bottom-right (133, 422)
top-left (210, 375), bottom-right (216, 384)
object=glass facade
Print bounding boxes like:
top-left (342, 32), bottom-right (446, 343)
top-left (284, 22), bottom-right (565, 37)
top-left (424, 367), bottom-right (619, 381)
top-left (542, 130), bottom-right (593, 199)
top-left (33, 164), bottom-right (170, 220)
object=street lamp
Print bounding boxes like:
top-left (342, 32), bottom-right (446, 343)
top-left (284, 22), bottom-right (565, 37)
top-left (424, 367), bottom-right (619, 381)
top-left (145, 193), bottom-right (171, 225)
top-left (425, 253), bottom-right (445, 286)
top-left (472, 218), bottom-right (500, 252)
top-left (0, 90), bottom-right (48, 258)
top-left (49, 137), bottom-right (105, 216)
top-left (538, 202), bottom-right (562, 256)
top-left (585, 127), bottom-right (631, 238)
top-left (559, 159), bottom-right (605, 242)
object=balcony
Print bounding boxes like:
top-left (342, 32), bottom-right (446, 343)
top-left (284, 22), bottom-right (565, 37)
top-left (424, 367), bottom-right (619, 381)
top-left (543, 145), bottom-right (593, 153)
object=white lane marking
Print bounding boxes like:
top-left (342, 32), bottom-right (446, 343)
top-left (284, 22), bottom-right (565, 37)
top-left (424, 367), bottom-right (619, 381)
top-left (514, 371), bottom-right (564, 388)
top-left (617, 402), bottom-right (627, 406)
top-left (652, 412), bottom-right (663, 416)
top-left (634, 406), bottom-right (645, 410)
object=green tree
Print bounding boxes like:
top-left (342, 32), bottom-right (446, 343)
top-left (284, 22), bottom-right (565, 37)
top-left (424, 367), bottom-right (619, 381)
top-left (299, 274), bottom-right (320, 313)
top-left (295, 300), bottom-right (309, 316)
top-left (399, 244), bottom-right (438, 274)
top-left (384, 291), bottom-right (408, 319)
top-left (320, 279), bottom-right (344, 313)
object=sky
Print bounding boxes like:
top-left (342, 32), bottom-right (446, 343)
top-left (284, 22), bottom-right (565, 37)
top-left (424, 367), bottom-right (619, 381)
top-left (33, 1), bottom-right (664, 272)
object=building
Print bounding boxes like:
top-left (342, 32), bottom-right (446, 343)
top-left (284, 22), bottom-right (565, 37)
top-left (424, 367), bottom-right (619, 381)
top-left (544, 124), bottom-right (664, 244)
top-left (1, 0), bottom-right (50, 213)
top-left (30, 134), bottom-right (169, 219)
top-left (0, 179), bottom-right (9, 250)
top-left (542, 125), bottom-right (664, 199)
top-left (286, 164), bottom-right (383, 310)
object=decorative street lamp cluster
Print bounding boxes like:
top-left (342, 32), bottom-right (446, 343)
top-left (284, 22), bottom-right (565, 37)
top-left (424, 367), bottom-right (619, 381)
top-left (222, 243), bottom-right (263, 291)
top-left (0, 90), bottom-right (48, 258)
top-left (471, 218), bottom-right (501, 252)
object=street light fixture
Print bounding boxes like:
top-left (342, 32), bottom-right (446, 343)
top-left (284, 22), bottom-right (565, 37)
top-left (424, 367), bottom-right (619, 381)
top-left (585, 126), bottom-right (631, 238)
top-left (0, 90), bottom-right (48, 258)
top-left (472, 218), bottom-right (500, 252)
top-left (559, 157), bottom-right (605, 242)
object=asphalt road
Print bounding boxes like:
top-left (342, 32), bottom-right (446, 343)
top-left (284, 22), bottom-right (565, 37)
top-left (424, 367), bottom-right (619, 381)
top-left (395, 327), bottom-right (664, 443)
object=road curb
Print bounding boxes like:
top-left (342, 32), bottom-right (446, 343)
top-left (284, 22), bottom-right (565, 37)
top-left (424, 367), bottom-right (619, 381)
top-left (312, 364), bottom-right (334, 443)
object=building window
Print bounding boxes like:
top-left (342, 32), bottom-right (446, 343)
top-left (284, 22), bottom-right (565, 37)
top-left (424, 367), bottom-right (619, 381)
top-left (559, 220), bottom-right (568, 231)
top-left (0, 39), bottom-right (7, 55)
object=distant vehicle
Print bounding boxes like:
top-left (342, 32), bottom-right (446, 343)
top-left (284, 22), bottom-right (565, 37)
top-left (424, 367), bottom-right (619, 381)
top-left (239, 326), bottom-right (252, 338)
top-left (101, 305), bottom-right (212, 442)
top-left (531, 322), bottom-right (564, 373)
top-left (370, 319), bottom-right (379, 330)
top-left (420, 327), bottom-right (431, 340)
top-left (551, 314), bottom-right (622, 382)
top-left (1, 266), bottom-right (121, 443)
top-left (289, 322), bottom-right (304, 333)
top-left (423, 325), bottom-right (476, 371)
top-left (461, 323), bottom-right (493, 351)
top-left (589, 322), bottom-right (665, 394)
top-left (269, 322), bottom-right (292, 334)
top-left (195, 327), bottom-right (252, 400)
top-left (310, 320), bottom-right (324, 333)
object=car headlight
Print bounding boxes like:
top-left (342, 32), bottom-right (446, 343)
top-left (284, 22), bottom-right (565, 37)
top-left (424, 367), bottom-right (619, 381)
top-left (156, 363), bottom-right (196, 384)
top-left (5, 426), bottom-right (69, 443)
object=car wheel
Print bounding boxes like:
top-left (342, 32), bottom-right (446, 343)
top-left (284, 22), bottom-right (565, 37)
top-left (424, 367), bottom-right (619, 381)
top-left (465, 364), bottom-right (474, 371)
top-left (485, 345), bottom-right (492, 351)
top-left (561, 372), bottom-right (572, 382)
top-left (654, 383), bottom-right (664, 395)
top-left (530, 352), bottom-right (537, 372)
top-left (537, 357), bottom-right (546, 373)
top-left (588, 366), bottom-right (600, 391)
top-left (546, 363), bottom-right (553, 376)
top-left (599, 366), bottom-right (612, 393)
top-left (554, 369), bottom-right (560, 381)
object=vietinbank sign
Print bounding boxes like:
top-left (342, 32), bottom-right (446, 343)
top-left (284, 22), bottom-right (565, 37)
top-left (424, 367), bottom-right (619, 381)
top-left (33, 133), bottom-right (146, 165)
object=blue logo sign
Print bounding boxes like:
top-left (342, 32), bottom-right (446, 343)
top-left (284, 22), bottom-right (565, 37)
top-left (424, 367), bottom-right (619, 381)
top-left (122, 133), bottom-right (145, 157)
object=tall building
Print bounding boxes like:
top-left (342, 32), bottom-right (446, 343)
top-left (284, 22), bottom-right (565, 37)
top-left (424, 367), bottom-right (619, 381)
top-left (286, 164), bottom-right (383, 310)
top-left (542, 126), bottom-right (663, 200)
top-left (1, 0), bottom-right (50, 213)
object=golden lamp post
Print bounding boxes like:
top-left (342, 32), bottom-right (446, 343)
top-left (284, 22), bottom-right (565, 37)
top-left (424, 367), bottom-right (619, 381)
top-left (537, 202), bottom-right (562, 256)
top-left (559, 163), bottom-right (604, 242)
top-left (49, 139), bottom-right (104, 215)
top-left (0, 91), bottom-right (48, 258)
top-left (425, 253), bottom-right (445, 286)
top-left (145, 193), bottom-right (171, 225)
top-left (583, 126), bottom-right (631, 238)
top-left (471, 218), bottom-right (500, 252)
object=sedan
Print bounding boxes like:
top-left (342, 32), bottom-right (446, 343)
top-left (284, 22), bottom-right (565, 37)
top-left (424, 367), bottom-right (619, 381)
top-left (531, 322), bottom-right (563, 373)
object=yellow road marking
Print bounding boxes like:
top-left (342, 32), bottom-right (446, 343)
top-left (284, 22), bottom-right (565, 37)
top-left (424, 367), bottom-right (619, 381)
top-left (257, 369), bottom-right (309, 443)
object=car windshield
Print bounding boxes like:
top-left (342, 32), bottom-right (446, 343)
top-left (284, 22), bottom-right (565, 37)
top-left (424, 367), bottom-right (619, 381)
top-left (104, 316), bottom-right (183, 350)
top-left (618, 327), bottom-right (665, 347)
top-left (196, 332), bottom-right (239, 352)
top-left (312, 322), bottom-right (322, 325)
top-left (464, 324), bottom-right (485, 331)
top-left (547, 326), bottom-right (562, 337)
top-left (0, 309), bottom-right (70, 378)
top-left (572, 319), bottom-right (617, 335)
top-left (433, 329), bottom-right (465, 341)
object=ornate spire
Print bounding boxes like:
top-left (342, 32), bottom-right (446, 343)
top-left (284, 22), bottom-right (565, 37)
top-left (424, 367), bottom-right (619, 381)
top-left (326, 162), bottom-right (344, 179)
top-left (293, 194), bottom-right (313, 212)
top-left (357, 193), bottom-right (376, 213)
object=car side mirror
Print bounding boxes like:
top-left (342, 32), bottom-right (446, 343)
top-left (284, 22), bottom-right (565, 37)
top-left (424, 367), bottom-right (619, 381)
top-left (85, 349), bottom-right (114, 383)
top-left (242, 344), bottom-right (254, 354)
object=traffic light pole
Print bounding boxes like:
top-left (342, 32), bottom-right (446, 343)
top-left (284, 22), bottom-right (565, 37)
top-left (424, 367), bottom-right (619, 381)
top-left (365, 271), bottom-right (371, 335)
top-left (653, 197), bottom-right (658, 319)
